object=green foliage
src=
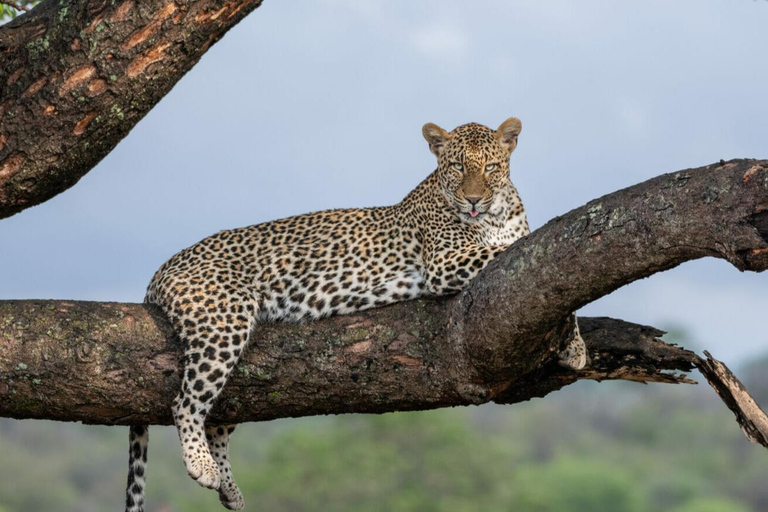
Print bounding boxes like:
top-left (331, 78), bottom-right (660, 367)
top-left (3, 380), bottom-right (768, 511)
top-left (510, 458), bottom-right (645, 512)
top-left (669, 497), bottom-right (753, 512)
top-left (3, 370), bottom-right (768, 512)
top-left (0, 1), bottom-right (39, 22)
top-left (237, 411), bottom-right (513, 512)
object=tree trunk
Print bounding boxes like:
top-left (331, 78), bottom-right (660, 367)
top-left (2, 159), bottom-right (767, 447)
top-left (0, 0), bottom-right (264, 219)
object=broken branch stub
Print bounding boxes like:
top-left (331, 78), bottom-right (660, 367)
top-left (696, 351), bottom-right (768, 449)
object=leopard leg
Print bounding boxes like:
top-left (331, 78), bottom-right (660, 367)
top-left (170, 291), bottom-right (257, 491)
top-left (558, 313), bottom-right (588, 371)
top-left (206, 425), bottom-right (244, 510)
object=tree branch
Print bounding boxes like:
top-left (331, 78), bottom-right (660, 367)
top-left (0, 0), bottom-right (31, 13)
top-left (0, 0), bottom-right (264, 219)
top-left (697, 351), bottom-right (768, 449)
top-left (0, 300), bottom-right (703, 424)
top-left (454, 159), bottom-right (768, 380)
top-left (1, 160), bottom-right (767, 448)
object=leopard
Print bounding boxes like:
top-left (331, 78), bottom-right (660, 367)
top-left (124, 117), bottom-right (588, 512)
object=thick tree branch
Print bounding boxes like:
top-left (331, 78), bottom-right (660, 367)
top-left (0, 300), bottom-right (701, 424)
top-left (0, 0), bottom-right (264, 219)
top-left (2, 160), bottom-right (767, 446)
top-left (455, 159), bottom-right (768, 380)
top-left (2, 301), bottom-right (766, 449)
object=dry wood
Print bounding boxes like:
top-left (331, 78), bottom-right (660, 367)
top-left (696, 351), bottom-right (768, 448)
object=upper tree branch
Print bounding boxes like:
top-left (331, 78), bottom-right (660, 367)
top-left (0, 0), bottom-right (264, 219)
top-left (1, 160), bottom-right (767, 437)
top-left (454, 159), bottom-right (768, 380)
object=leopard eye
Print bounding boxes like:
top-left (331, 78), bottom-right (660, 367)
top-left (485, 163), bottom-right (498, 173)
top-left (451, 162), bottom-right (464, 172)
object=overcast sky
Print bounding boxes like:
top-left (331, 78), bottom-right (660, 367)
top-left (1, 0), bottom-right (767, 364)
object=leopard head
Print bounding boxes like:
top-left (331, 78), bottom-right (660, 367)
top-left (422, 117), bottom-right (522, 224)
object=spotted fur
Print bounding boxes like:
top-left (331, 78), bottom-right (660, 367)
top-left (125, 117), bottom-right (586, 511)
top-left (125, 425), bottom-right (148, 512)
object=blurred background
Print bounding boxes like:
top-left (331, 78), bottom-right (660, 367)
top-left (2, 0), bottom-right (768, 510)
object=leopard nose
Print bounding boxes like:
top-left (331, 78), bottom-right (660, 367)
top-left (465, 196), bottom-right (482, 205)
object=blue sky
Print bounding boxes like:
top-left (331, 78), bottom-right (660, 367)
top-left (1, 0), bottom-right (767, 363)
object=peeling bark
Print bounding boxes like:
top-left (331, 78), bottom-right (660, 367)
top-left (0, 0), bottom-right (264, 219)
top-left (697, 352), bottom-right (768, 449)
top-left (1, 160), bottom-right (767, 449)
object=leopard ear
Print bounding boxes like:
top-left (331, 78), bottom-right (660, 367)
top-left (496, 117), bottom-right (522, 154)
top-left (422, 122), bottom-right (450, 157)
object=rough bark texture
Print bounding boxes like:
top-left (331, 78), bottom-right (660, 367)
top-left (0, 0), bottom-right (264, 219)
top-left (0, 301), bottom-right (696, 425)
top-left (455, 159), bottom-right (768, 380)
top-left (1, 160), bottom-right (767, 445)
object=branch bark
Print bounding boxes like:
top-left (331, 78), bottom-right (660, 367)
top-left (0, 0), bottom-right (264, 219)
top-left (0, 300), bottom-right (696, 424)
top-left (455, 159), bottom-right (768, 380)
top-left (1, 160), bottom-right (767, 446)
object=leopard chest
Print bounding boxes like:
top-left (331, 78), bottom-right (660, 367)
top-left (480, 212), bottom-right (529, 246)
